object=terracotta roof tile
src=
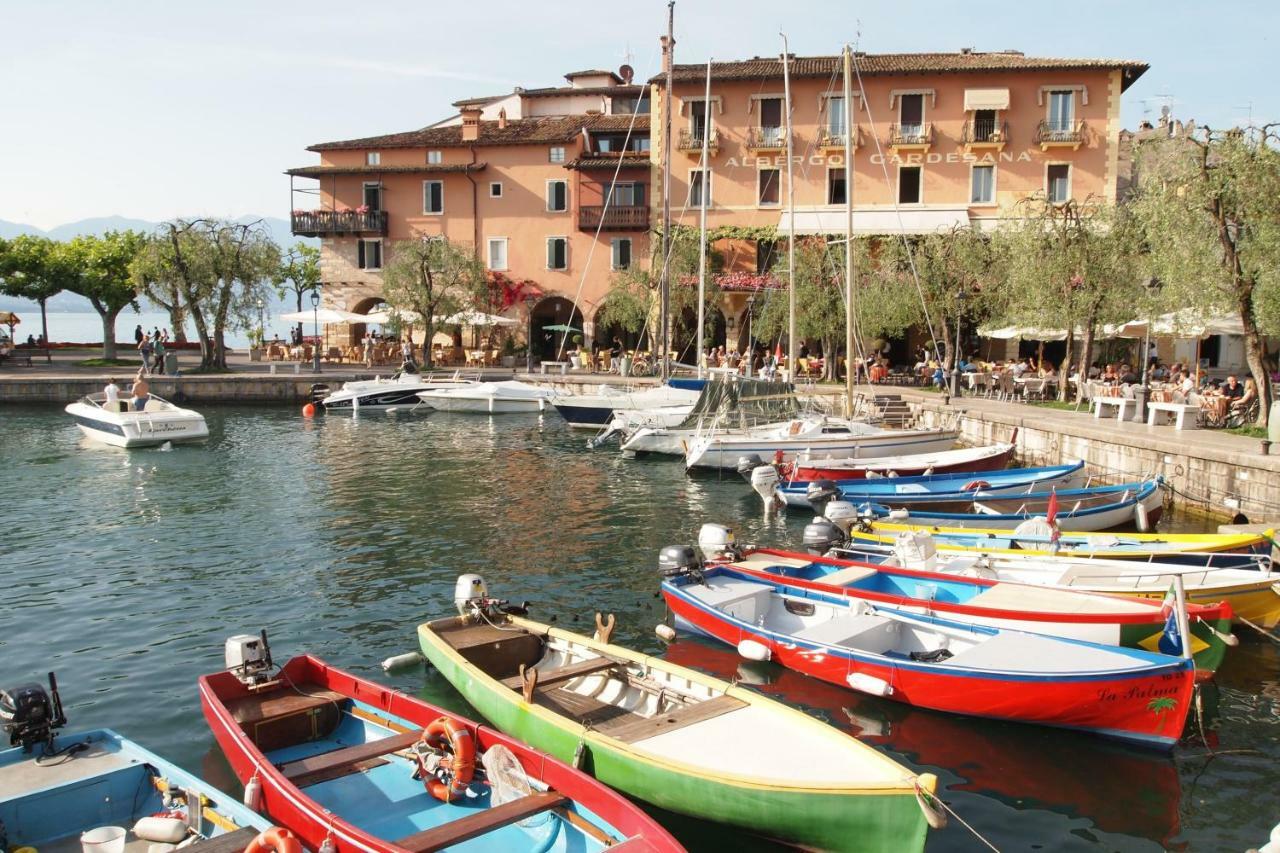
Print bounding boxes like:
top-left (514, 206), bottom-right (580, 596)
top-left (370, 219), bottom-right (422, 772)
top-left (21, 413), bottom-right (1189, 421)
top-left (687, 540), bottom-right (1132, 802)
top-left (286, 163), bottom-right (487, 177)
top-left (565, 69), bottom-right (623, 82)
top-left (308, 116), bottom-right (590, 152)
top-left (564, 151), bottom-right (652, 171)
top-left (519, 84), bottom-right (646, 99)
top-left (650, 51), bottom-right (1148, 91)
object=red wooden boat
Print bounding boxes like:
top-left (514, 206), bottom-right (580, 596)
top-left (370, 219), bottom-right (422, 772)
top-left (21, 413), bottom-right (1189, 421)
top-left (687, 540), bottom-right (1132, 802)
top-left (783, 441), bottom-right (1016, 484)
top-left (199, 651), bottom-right (681, 853)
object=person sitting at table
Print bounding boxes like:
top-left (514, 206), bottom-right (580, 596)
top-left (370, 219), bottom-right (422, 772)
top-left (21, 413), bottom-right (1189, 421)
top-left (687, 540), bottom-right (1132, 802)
top-left (1041, 363), bottom-right (1058, 380)
top-left (130, 370), bottom-right (150, 411)
top-left (1101, 363), bottom-right (1119, 384)
top-left (1120, 364), bottom-right (1140, 385)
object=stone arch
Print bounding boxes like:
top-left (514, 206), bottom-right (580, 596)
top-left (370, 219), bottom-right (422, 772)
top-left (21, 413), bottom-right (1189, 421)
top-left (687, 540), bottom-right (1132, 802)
top-left (347, 295), bottom-right (387, 346)
top-left (590, 297), bottom-right (645, 354)
top-left (673, 305), bottom-right (726, 365)
top-left (530, 296), bottom-right (584, 362)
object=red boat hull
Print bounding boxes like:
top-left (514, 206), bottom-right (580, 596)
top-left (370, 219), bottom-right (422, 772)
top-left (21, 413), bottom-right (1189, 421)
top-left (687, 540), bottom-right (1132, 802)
top-left (664, 587), bottom-right (1195, 748)
top-left (786, 444), bottom-right (1015, 484)
top-left (198, 655), bottom-right (679, 853)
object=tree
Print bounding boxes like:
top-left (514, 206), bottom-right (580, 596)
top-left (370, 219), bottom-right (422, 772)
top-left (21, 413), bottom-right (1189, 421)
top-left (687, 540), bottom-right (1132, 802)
top-left (1128, 124), bottom-right (1280, 425)
top-left (131, 219), bottom-right (280, 370)
top-left (66, 232), bottom-right (145, 361)
top-left (0, 235), bottom-right (69, 346)
top-left (277, 243), bottom-right (321, 342)
top-left (381, 236), bottom-right (487, 368)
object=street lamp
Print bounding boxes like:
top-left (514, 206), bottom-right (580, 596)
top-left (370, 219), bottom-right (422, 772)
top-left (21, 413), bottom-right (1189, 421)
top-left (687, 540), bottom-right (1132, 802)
top-left (310, 288), bottom-right (322, 374)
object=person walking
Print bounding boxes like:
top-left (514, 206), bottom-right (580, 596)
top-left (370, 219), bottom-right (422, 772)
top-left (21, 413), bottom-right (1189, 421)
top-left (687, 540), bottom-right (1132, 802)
top-left (138, 337), bottom-right (153, 374)
top-left (152, 335), bottom-right (166, 375)
top-left (363, 332), bottom-right (375, 368)
top-left (134, 325), bottom-right (144, 345)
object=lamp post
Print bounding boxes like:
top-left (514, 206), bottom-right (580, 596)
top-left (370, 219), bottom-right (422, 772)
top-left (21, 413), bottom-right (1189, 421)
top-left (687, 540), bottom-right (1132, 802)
top-left (310, 288), bottom-right (322, 374)
top-left (950, 289), bottom-right (966, 399)
top-left (745, 294), bottom-right (756, 377)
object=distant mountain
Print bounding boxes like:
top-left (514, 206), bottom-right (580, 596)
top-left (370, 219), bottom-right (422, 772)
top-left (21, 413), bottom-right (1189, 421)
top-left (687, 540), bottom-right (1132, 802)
top-left (0, 215), bottom-right (314, 313)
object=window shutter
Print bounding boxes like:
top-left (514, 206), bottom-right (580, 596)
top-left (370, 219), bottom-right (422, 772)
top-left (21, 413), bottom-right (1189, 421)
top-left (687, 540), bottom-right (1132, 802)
top-left (620, 239), bottom-right (631, 268)
top-left (372, 241), bottom-right (381, 269)
top-left (547, 239), bottom-right (555, 269)
top-left (358, 240), bottom-right (366, 269)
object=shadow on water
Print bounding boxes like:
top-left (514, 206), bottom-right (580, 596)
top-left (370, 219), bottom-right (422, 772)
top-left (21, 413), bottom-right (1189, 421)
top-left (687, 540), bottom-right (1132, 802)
top-left (1, 403), bottom-right (1276, 851)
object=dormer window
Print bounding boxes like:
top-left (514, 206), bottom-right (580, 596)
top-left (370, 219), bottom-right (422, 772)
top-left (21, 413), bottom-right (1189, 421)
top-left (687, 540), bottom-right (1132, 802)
top-left (366, 151), bottom-right (380, 166)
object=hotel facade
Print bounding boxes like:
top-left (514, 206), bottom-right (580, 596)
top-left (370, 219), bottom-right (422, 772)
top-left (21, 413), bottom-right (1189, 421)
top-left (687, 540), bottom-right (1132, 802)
top-left (288, 50), bottom-right (1146, 358)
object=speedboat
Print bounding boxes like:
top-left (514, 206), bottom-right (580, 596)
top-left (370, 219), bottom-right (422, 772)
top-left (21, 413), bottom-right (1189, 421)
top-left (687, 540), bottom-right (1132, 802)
top-left (0, 673), bottom-right (286, 853)
top-left (416, 380), bottom-right (553, 413)
top-left (321, 371), bottom-right (478, 411)
top-left (65, 393), bottom-right (208, 447)
top-left (551, 383), bottom-right (699, 429)
top-left (684, 419), bottom-right (958, 470)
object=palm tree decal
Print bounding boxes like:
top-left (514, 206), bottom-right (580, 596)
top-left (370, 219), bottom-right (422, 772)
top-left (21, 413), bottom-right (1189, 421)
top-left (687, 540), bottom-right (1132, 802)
top-left (1148, 696), bottom-right (1176, 724)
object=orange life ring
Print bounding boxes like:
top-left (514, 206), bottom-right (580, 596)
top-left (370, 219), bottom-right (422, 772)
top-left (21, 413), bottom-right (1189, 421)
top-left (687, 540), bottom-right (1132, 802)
top-left (962, 480), bottom-right (991, 492)
top-left (417, 717), bottom-right (475, 802)
top-left (245, 827), bottom-right (302, 853)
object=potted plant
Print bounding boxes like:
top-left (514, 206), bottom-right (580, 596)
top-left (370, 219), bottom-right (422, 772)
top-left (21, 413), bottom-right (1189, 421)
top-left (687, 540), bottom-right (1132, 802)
top-left (248, 328), bottom-right (266, 362)
top-left (500, 336), bottom-right (517, 368)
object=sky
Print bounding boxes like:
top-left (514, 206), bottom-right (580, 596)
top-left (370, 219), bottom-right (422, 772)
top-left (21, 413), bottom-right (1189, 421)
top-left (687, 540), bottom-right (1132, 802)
top-left (1, 0), bottom-right (1275, 230)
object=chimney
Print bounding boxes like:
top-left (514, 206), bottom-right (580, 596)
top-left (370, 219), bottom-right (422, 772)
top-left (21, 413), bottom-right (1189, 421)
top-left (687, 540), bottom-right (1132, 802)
top-left (497, 107), bottom-right (507, 130)
top-left (661, 35), bottom-right (673, 77)
top-left (461, 106), bottom-right (482, 142)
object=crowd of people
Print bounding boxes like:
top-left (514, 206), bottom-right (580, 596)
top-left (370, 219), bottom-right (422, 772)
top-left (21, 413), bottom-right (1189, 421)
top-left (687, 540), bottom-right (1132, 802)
top-left (135, 325), bottom-right (172, 375)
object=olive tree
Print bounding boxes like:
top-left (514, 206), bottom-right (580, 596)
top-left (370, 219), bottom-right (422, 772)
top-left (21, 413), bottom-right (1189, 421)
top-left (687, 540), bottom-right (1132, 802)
top-left (68, 231), bottom-right (146, 361)
top-left (381, 236), bottom-right (487, 368)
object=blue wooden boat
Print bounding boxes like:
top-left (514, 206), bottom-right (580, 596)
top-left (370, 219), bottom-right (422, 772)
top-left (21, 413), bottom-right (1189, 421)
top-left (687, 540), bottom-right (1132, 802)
top-left (859, 478), bottom-right (1166, 532)
top-left (776, 461), bottom-right (1087, 507)
top-left (1, 675), bottom-right (281, 853)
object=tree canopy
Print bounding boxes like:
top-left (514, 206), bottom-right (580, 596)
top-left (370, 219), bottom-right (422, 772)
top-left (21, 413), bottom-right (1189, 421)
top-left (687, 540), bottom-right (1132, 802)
top-left (381, 236), bottom-right (487, 368)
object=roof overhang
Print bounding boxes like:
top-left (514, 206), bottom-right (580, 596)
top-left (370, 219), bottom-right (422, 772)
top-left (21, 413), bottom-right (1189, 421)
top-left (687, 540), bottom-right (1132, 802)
top-left (286, 164), bottom-right (487, 178)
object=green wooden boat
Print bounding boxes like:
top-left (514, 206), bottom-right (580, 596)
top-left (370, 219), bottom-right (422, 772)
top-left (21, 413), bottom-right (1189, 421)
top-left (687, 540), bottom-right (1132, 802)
top-left (417, 604), bottom-right (936, 851)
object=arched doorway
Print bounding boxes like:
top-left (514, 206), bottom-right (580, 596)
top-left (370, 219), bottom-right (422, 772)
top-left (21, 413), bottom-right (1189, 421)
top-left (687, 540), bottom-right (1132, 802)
top-left (349, 295), bottom-right (387, 346)
top-left (592, 300), bottom-right (646, 355)
top-left (673, 306), bottom-right (726, 365)
top-left (530, 296), bottom-right (584, 362)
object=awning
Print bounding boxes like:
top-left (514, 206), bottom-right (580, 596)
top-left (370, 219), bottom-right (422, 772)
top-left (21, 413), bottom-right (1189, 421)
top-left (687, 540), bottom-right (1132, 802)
top-left (778, 207), bottom-right (970, 236)
top-left (1107, 310), bottom-right (1246, 339)
top-left (979, 326), bottom-right (1072, 342)
top-left (964, 88), bottom-right (1010, 110)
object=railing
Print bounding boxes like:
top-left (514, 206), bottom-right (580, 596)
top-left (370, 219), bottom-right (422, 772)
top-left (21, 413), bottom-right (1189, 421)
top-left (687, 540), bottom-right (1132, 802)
top-left (1036, 119), bottom-right (1087, 145)
top-left (961, 119), bottom-right (1009, 145)
top-left (888, 123), bottom-right (933, 146)
top-left (291, 210), bottom-right (388, 237)
top-left (817, 125), bottom-right (859, 149)
top-left (746, 126), bottom-right (787, 150)
top-left (578, 205), bottom-right (649, 231)
top-left (677, 128), bottom-right (719, 151)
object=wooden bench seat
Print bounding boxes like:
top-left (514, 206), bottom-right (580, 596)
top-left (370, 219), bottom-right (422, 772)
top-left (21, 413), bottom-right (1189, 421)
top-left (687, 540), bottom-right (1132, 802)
top-left (500, 657), bottom-right (617, 690)
top-left (279, 730), bottom-right (421, 786)
top-left (395, 791), bottom-right (569, 853)
top-left (225, 687), bottom-right (345, 726)
top-left (224, 686), bottom-right (346, 752)
top-left (598, 694), bottom-right (746, 744)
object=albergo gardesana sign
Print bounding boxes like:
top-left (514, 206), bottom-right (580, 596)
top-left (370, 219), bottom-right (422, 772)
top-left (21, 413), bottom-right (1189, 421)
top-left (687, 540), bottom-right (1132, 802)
top-left (724, 149), bottom-right (1036, 168)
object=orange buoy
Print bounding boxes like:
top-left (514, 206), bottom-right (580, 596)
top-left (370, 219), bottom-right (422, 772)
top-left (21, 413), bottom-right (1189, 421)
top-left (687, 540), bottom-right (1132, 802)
top-left (245, 827), bottom-right (302, 853)
top-left (415, 717), bottom-right (476, 802)
top-left (302, 403), bottom-right (316, 417)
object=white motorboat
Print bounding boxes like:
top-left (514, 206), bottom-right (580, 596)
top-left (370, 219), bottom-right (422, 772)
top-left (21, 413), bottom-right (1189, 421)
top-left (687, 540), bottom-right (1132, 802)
top-left (415, 379), bottom-right (554, 413)
top-left (551, 383), bottom-right (700, 429)
top-left (65, 393), bottom-right (209, 448)
top-left (320, 371), bottom-right (477, 411)
top-left (684, 420), bottom-right (958, 470)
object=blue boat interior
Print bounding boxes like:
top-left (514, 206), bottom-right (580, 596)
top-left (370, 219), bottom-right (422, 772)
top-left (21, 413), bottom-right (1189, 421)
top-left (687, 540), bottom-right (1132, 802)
top-left (0, 729), bottom-right (266, 853)
top-left (242, 688), bottom-right (614, 853)
top-left (747, 557), bottom-right (981, 604)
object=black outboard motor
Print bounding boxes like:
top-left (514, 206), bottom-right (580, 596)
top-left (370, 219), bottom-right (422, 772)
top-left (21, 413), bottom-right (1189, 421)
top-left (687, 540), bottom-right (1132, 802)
top-left (805, 479), bottom-right (842, 517)
top-left (1, 672), bottom-right (67, 752)
top-left (735, 454), bottom-right (766, 483)
top-left (803, 519), bottom-right (847, 556)
top-left (658, 545), bottom-right (702, 582)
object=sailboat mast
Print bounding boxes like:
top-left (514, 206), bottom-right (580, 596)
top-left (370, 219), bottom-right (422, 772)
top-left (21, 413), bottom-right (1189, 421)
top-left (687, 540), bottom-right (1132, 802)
top-left (660, 1), bottom-right (675, 382)
top-left (842, 45), bottom-right (855, 409)
top-left (781, 36), bottom-right (796, 379)
top-left (696, 57), bottom-right (711, 378)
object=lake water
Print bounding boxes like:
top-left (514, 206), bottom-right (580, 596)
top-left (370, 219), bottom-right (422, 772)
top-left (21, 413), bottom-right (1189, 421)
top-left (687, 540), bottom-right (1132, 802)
top-left (12, 311), bottom-right (272, 350)
top-left (2, 404), bottom-right (1277, 851)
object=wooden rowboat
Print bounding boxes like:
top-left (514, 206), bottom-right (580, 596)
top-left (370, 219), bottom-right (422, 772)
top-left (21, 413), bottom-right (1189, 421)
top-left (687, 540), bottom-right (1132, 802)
top-left (721, 548), bottom-right (1235, 672)
top-left (774, 461), bottom-right (1088, 508)
top-left (662, 565), bottom-right (1197, 748)
top-left (199, 654), bottom-right (680, 853)
top-left (783, 441), bottom-right (1017, 483)
top-left (417, 606), bottom-right (936, 852)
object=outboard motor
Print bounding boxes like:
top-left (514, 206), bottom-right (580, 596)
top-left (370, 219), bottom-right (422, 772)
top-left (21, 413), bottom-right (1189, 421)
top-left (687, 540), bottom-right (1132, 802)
top-left (0, 672), bottom-right (67, 752)
top-left (658, 545), bottom-right (702, 582)
top-left (455, 574), bottom-right (489, 617)
top-left (225, 630), bottom-right (275, 687)
top-left (736, 454), bottom-right (765, 483)
top-left (803, 518), bottom-right (847, 556)
top-left (805, 479), bottom-right (842, 517)
top-left (822, 500), bottom-right (860, 534)
top-left (749, 464), bottom-right (782, 512)
top-left (697, 523), bottom-right (739, 562)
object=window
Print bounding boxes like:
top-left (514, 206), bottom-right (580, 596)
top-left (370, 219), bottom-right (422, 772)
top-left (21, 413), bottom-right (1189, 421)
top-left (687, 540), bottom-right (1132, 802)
top-left (757, 169), bottom-right (780, 206)
top-left (609, 182), bottom-right (645, 207)
top-left (549, 146), bottom-right (566, 164)
top-left (972, 109), bottom-right (998, 142)
top-left (366, 151), bottom-right (380, 166)
top-left (827, 168), bottom-right (847, 205)
top-left (427, 150), bottom-right (443, 165)
top-left (547, 237), bottom-right (568, 270)
top-left (898, 166), bottom-right (922, 204)
top-left (970, 165), bottom-right (995, 204)
top-left (362, 182), bottom-right (382, 211)
top-left (489, 182), bottom-right (503, 198)
top-left (899, 93), bottom-right (924, 136)
top-left (689, 100), bottom-right (710, 142)
top-left (357, 239), bottom-right (382, 270)
top-left (688, 169), bottom-right (711, 207)
top-left (611, 238), bottom-right (632, 270)
top-left (1048, 91), bottom-right (1074, 131)
top-left (827, 96), bottom-right (846, 134)
top-left (547, 180), bottom-right (568, 212)
top-left (613, 96), bottom-right (651, 115)
top-left (423, 181), bottom-right (443, 215)
top-left (755, 239), bottom-right (778, 274)
top-left (1047, 164), bottom-right (1071, 203)
top-left (758, 97), bottom-right (784, 147)
top-left (487, 238), bottom-right (508, 271)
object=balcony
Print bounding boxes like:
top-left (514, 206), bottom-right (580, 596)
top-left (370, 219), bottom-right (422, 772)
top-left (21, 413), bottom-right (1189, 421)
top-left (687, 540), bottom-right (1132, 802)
top-left (677, 128), bottom-right (719, 155)
top-left (578, 205), bottom-right (649, 232)
top-left (961, 119), bottom-right (1009, 151)
top-left (817, 125), bottom-right (860, 151)
top-left (1036, 120), bottom-right (1087, 150)
top-left (746, 126), bottom-right (787, 151)
top-left (291, 209), bottom-right (388, 237)
top-left (888, 123), bottom-right (933, 150)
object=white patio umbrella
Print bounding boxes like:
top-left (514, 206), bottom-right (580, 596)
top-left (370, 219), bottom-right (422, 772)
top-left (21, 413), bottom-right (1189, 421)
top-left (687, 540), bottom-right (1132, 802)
top-left (360, 308), bottom-right (424, 324)
top-left (280, 308), bottom-right (367, 324)
top-left (1108, 310), bottom-right (1245, 339)
top-left (978, 325), bottom-right (1072, 341)
top-left (441, 309), bottom-right (519, 326)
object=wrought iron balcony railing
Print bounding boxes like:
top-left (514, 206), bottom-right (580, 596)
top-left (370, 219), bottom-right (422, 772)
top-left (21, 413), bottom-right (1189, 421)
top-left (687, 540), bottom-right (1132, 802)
top-left (746, 126), bottom-right (787, 150)
top-left (888, 123), bottom-right (933, 146)
top-left (817, 125), bottom-right (860, 149)
top-left (676, 128), bottom-right (719, 151)
top-left (961, 119), bottom-right (1009, 145)
top-left (1035, 119), bottom-right (1087, 146)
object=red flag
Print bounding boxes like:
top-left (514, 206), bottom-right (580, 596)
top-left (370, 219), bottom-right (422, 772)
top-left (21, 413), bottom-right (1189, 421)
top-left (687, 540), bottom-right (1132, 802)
top-left (1046, 488), bottom-right (1059, 526)
top-left (775, 342), bottom-right (784, 362)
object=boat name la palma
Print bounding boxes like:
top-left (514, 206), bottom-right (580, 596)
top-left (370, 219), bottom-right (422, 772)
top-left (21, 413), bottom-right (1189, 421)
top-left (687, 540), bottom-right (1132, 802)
top-left (725, 149), bottom-right (1036, 168)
